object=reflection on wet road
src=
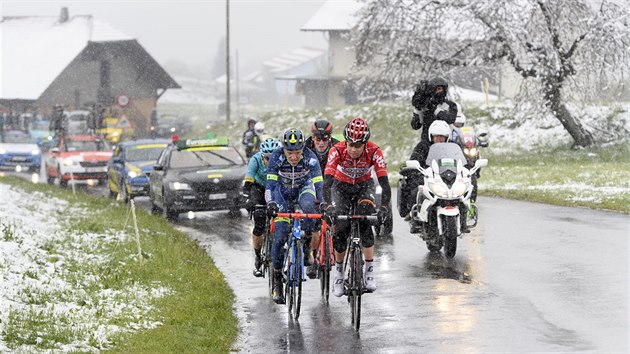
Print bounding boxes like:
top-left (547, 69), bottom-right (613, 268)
top-left (9, 172), bottom-right (627, 353)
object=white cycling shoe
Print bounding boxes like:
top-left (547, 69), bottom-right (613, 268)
top-left (365, 264), bottom-right (377, 291)
top-left (333, 271), bottom-right (345, 297)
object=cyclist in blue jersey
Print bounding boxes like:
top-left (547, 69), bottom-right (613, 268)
top-left (265, 128), bottom-right (325, 304)
top-left (243, 138), bottom-right (281, 277)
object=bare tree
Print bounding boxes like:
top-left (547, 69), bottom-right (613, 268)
top-left (353, 0), bottom-right (630, 147)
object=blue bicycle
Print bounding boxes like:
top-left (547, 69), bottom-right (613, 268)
top-left (275, 211), bottom-right (321, 320)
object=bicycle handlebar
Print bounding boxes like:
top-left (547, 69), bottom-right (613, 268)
top-left (275, 212), bottom-right (322, 219)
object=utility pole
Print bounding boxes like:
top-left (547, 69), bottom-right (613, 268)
top-left (225, 0), bottom-right (231, 121)
top-left (236, 50), bottom-right (240, 119)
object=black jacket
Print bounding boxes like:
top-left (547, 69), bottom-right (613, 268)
top-left (305, 136), bottom-right (340, 172)
top-left (411, 98), bottom-right (458, 142)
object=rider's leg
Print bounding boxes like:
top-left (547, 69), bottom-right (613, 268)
top-left (331, 188), bottom-right (351, 297)
top-left (251, 196), bottom-right (266, 277)
top-left (298, 188), bottom-right (317, 272)
top-left (357, 199), bottom-right (377, 291)
top-left (271, 192), bottom-right (291, 304)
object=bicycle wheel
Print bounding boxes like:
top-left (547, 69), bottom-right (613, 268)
top-left (323, 230), bottom-right (332, 302)
top-left (293, 240), bottom-right (303, 319)
top-left (286, 243), bottom-right (294, 314)
top-left (352, 246), bottom-right (363, 331)
top-left (349, 247), bottom-right (357, 327)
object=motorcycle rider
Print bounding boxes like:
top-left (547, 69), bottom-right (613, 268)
top-left (243, 138), bottom-right (281, 277)
top-left (399, 77), bottom-right (458, 219)
top-left (265, 128), bottom-right (324, 304)
top-left (321, 118), bottom-right (391, 297)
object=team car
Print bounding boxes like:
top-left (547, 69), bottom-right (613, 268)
top-left (149, 137), bottom-right (247, 220)
top-left (107, 139), bottom-right (170, 202)
top-left (44, 134), bottom-right (112, 186)
top-left (0, 130), bottom-right (41, 172)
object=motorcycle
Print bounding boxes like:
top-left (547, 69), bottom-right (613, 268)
top-left (454, 126), bottom-right (488, 176)
top-left (400, 142), bottom-right (487, 258)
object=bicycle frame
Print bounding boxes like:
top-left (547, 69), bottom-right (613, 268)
top-left (317, 220), bottom-right (335, 302)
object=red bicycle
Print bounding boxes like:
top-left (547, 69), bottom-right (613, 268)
top-left (316, 220), bottom-right (335, 302)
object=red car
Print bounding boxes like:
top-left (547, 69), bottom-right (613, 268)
top-left (44, 134), bottom-right (112, 186)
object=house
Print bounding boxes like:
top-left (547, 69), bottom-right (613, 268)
top-left (0, 7), bottom-right (180, 134)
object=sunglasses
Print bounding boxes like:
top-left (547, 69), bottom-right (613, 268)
top-left (347, 141), bottom-right (365, 148)
top-left (313, 135), bottom-right (330, 142)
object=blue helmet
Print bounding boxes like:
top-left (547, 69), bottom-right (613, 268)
top-left (260, 138), bottom-right (280, 155)
top-left (282, 128), bottom-right (305, 151)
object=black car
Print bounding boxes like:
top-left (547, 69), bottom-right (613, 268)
top-left (149, 137), bottom-right (247, 220)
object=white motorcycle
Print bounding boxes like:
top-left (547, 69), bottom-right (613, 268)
top-left (401, 142), bottom-right (487, 258)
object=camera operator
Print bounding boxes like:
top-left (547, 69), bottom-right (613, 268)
top-left (399, 77), bottom-right (458, 219)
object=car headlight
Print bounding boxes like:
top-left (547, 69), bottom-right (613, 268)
top-left (31, 149), bottom-right (40, 155)
top-left (451, 181), bottom-right (468, 197)
top-left (429, 181), bottom-right (450, 198)
top-left (169, 182), bottom-right (191, 190)
top-left (0, 149), bottom-right (5, 154)
top-left (128, 171), bottom-right (138, 178)
top-left (63, 158), bottom-right (76, 166)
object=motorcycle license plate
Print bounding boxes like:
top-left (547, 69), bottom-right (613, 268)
top-left (208, 193), bottom-right (227, 200)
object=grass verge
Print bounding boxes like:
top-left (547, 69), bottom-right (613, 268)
top-left (0, 176), bottom-right (238, 353)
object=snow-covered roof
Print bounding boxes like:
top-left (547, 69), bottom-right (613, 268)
top-left (0, 15), bottom-right (134, 100)
top-left (301, 0), bottom-right (363, 32)
top-left (263, 46), bottom-right (325, 73)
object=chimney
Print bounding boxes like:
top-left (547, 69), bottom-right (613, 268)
top-left (59, 7), bottom-right (69, 23)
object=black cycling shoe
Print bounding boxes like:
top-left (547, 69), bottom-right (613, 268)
top-left (252, 255), bottom-right (263, 277)
top-left (306, 263), bottom-right (317, 279)
top-left (272, 273), bottom-right (285, 304)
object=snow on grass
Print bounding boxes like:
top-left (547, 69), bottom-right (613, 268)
top-left (0, 183), bottom-right (171, 352)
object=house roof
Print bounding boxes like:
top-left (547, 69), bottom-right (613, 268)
top-left (263, 46), bottom-right (325, 73)
top-left (0, 14), bottom-right (178, 101)
top-left (301, 0), bottom-right (363, 32)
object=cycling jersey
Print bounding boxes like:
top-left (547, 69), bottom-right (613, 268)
top-left (244, 151), bottom-right (268, 186)
top-left (324, 141), bottom-right (388, 185)
top-left (265, 147), bottom-right (323, 202)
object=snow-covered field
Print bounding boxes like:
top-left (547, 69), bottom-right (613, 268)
top-left (0, 184), bottom-right (170, 352)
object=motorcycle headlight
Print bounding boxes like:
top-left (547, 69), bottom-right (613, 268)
top-left (430, 182), bottom-right (450, 198)
top-left (31, 149), bottom-right (40, 155)
top-left (63, 158), bottom-right (76, 166)
top-left (469, 148), bottom-right (478, 156)
top-left (452, 181), bottom-right (468, 197)
top-left (128, 171), bottom-right (138, 179)
top-left (169, 182), bottom-right (191, 191)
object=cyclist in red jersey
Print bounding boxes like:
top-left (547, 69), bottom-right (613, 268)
top-left (321, 117), bottom-right (391, 297)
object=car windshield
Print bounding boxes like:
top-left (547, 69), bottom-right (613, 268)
top-left (4, 133), bottom-right (33, 144)
top-left (169, 147), bottom-right (242, 169)
top-left (126, 145), bottom-right (167, 162)
top-left (65, 140), bottom-right (109, 152)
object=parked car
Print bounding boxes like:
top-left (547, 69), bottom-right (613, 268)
top-left (107, 139), bottom-right (170, 202)
top-left (44, 134), bottom-right (112, 186)
top-left (0, 130), bottom-right (41, 172)
top-left (149, 137), bottom-right (247, 220)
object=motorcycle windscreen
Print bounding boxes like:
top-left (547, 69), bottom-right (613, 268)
top-left (425, 142), bottom-right (467, 174)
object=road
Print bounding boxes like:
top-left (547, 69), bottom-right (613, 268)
top-left (5, 171), bottom-right (628, 353)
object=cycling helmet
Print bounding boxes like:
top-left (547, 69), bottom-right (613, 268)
top-left (260, 138), bottom-right (280, 155)
top-left (282, 128), bottom-right (305, 151)
top-left (311, 119), bottom-right (333, 139)
top-left (454, 111), bottom-right (466, 128)
top-left (254, 122), bottom-right (265, 134)
top-left (428, 120), bottom-right (451, 142)
top-left (344, 117), bottom-right (370, 143)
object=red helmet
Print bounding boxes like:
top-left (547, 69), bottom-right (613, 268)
top-left (344, 117), bottom-right (370, 143)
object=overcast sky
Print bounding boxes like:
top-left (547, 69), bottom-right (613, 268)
top-left (1, 0), bottom-right (332, 75)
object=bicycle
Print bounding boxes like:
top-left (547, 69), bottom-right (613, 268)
top-left (336, 209), bottom-right (378, 331)
top-left (316, 219), bottom-right (335, 302)
top-left (275, 211), bottom-right (321, 320)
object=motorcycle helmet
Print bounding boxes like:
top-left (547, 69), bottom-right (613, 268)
top-left (311, 119), bottom-right (333, 139)
top-left (428, 77), bottom-right (448, 103)
top-left (260, 138), bottom-right (280, 155)
top-left (254, 122), bottom-right (265, 135)
top-left (428, 120), bottom-right (451, 142)
top-left (454, 107), bottom-right (466, 128)
top-left (282, 128), bottom-right (305, 151)
top-left (344, 117), bottom-right (370, 144)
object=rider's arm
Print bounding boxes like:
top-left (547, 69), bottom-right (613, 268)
top-left (435, 100), bottom-right (458, 125)
top-left (411, 108), bottom-right (423, 130)
top-left (372, 147), bottom-right (391, 207)
top-left (306, 149), bottom-right (324, 202)
top-left (264, 150), bottom-right (280, 203)
top-left (322, 146), bottom-right (340, 204)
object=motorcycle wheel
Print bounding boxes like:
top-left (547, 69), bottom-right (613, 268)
top-left (443, 217), bottom-right (458, 259)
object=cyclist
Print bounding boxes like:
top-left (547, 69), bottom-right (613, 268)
top-left (266, 128), bottom-right (325, 304)
top-left (321, 117), bottom-right (391, 297)
top-left (243, 138), bottom-right (281, 277)
top-left (303, 119), bottom-right (339, 278)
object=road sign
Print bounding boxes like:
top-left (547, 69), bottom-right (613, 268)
top-left (116, 94), bottom-right (130, 108)
top-left (116, 114), bottom-right (131, 128)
